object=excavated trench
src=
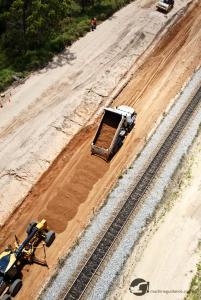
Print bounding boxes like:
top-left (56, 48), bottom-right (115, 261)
top-left (0, 2), bottom-right (201, 299)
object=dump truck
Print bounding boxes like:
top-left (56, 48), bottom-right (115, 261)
top-left (91, 105), bottom-right (137, 161)
top-left (156, 0), bottom-right (174, 12)
top-left (0, 220), bottom-right (55, 300)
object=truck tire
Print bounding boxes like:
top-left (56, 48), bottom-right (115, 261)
top-left (2, 294), bottom-right (11, 300)
top-left (118, 138), bottom-right (123, 148)
top-left (0, 277), bottom-right (7, 294)
top-left (9, 279), bottom-right (22, 297)
top-left (45, 231), bottom-right (55, 247)
top-left (26, 221), bottom-right (37, 234)
top-left (113, 139), bottom-right (123, 155)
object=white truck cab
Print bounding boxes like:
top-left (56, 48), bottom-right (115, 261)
top-left (156, 0), bottom-right (174, 13)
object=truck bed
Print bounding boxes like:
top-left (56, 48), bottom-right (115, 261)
top-left (94, 111), bottom-right (122, 149)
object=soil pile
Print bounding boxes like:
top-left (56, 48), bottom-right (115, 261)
top-left (95, 123), bottom-right (117, 148)
top-left (38, 151), bottom-right (108, 233)
top-left (95, 113), bottom-right (121, 148)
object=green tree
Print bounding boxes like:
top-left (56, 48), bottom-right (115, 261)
top-left (3, 0), bottom-right (26, 55)
top-left (2, 0), bottom-right (73, 55)
top-left (0, 0), bottom-right (12, 34)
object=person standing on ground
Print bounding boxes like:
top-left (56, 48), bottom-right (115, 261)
top-left (90, 17), bottom-right (97, 31)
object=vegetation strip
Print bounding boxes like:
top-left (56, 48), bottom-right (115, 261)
top-left (185, 241), bottom-right (201, 300)
top-left (63, 88), bottom-right (201, 300)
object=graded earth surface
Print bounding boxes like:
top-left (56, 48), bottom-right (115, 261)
top-left (0, 0), bottom-right (201, 299)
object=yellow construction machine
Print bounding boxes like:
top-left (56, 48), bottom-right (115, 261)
top-left (0, 219), bottom-right (55, 300)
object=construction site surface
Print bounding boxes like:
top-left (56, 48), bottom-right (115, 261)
top-left (0, 0), bottom-right (201, 299)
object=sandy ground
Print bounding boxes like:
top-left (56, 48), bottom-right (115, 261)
top-left (108, 131), bottom-right (201, 300)
top-left (0, 0), bottom-right (193, 225)
top-left (0, 0), bottom-right (201, 299)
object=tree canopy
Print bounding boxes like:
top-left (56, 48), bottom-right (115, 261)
top-left (0, 0), bottom-right (130, 90)
top-left (0, 0), bottom-right (74, 55)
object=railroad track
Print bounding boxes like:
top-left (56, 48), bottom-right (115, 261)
top-left (64, 87), bottom-right (201, 300)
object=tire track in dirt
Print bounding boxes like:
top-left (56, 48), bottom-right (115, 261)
top-left (116, 7), bottom-right (195, 106)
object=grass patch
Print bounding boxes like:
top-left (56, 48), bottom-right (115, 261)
top-left (185, 259), bottom-right (201, 300)
top-left (0, 68), bottom-right (15, 91)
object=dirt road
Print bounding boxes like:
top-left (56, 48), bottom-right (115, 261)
top-left (0, 1), bottom-right (201, 299)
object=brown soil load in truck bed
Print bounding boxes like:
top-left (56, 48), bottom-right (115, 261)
top-left (95, 112), bottom-right (121, 149)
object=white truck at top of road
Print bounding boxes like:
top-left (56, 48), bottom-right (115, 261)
top-left (156, 0), bottom-right (174, 13)
top-left (91, 105), bottom-right (137, 161)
